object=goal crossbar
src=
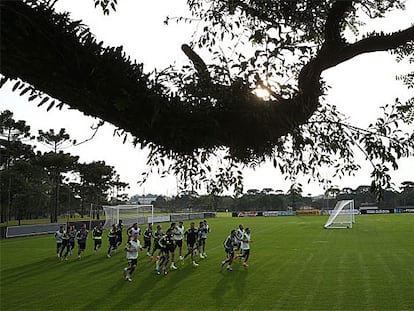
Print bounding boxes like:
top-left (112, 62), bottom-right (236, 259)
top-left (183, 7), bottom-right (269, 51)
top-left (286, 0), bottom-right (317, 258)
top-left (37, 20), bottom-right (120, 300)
top-left (102, 204), bottom-right (154, 229)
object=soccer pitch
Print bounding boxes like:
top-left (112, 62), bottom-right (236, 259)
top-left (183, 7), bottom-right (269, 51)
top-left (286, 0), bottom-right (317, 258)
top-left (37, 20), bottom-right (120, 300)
top-left (1, 214), bottom-right (413, 310)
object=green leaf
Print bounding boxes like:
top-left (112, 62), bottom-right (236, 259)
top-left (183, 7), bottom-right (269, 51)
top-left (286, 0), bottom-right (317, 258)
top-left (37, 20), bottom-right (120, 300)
top-left (12, 81), bottom-right (20, 91)
top-left (37, 97), bottom-right (49, 107)
top-left (47, 100), bottom-right (55, 111)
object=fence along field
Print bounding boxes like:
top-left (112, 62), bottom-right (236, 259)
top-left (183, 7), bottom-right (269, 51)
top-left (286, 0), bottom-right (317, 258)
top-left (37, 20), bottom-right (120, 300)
top-left (1, 214), bottom-right (413, 310)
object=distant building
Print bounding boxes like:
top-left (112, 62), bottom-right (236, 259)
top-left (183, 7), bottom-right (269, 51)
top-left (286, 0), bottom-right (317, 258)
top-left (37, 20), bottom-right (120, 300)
top-left (129, 196), bottom-right (157, 205)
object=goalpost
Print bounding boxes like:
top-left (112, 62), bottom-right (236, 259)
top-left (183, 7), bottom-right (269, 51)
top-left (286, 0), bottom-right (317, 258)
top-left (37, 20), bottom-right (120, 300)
top-left (102, 204), bottom-right (154, 229)
top-left (324, 200), bottom-right (355, 229)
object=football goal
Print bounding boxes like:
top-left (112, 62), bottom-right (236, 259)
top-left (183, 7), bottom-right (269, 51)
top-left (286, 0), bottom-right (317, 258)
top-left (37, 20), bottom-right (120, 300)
top-left (324, 200), bottom-right (355, 229)
top-left (103, 204), bottom-right (153, 229)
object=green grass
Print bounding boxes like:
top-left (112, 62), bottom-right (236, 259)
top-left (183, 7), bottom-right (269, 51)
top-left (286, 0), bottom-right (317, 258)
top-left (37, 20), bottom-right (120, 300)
top-left (1, 214), bottom-right (413, 310)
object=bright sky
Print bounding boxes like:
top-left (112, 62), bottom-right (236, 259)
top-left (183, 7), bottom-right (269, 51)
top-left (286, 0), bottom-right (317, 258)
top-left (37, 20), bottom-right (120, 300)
top-left (1, 0), bottom-right (413, 197)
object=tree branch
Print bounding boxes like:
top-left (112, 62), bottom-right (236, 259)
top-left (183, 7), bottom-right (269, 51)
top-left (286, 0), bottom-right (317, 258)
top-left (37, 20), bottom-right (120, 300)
top-left (181, 44), bottom-right (211, 84)
top-left (324, 0), bottom-right (353, 46)
top-left (327, 25), bottom-right (414, 69)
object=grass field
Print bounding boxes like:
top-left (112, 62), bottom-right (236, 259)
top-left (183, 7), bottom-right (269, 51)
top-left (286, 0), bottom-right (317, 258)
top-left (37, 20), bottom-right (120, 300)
top-left (1, 214), bottom-right (413, 310)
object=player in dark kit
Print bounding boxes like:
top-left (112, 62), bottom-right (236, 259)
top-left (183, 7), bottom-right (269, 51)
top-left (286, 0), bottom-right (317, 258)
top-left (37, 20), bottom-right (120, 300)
top-left (107, 224), bottom-right (118, 258)
top-left (183, 222), bottom-right (199, 266)
top-left (66, 224), bottom-right (76, 257)
top-left (59, 228), bottom-right (70, 260)
top-left (92, 222), bottom-right (104, 254)
top-left (115, 220), bottom-right (123, 250)
top-left (221, 229), bottom-right (237, 271)
top-left (143, 223), bottom-right (153, 257)
top-left (150, 224), bottom-right (163, 261)
top-left (197, 220), bottom-right (210, 258)
top-left (156, 228), bottom-right (175, 275)
top-left (76, 224), bottom-right (89, 260)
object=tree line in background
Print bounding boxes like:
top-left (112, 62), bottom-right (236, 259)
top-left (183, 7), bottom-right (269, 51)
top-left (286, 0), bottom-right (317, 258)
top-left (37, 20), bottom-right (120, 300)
top-left (138, 181), bottom-right (414, 213)
top-left (0, 110), bottom-right (129, 224)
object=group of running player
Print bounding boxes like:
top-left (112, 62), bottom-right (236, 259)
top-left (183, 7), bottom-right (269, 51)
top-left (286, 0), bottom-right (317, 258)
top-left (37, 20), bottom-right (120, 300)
top-left (54, 219), bottom-right (251, 282)
top-left (221, 224), bottom-right (252, 271)
top-left (54, 221), bottom-right (124, 261)
top-left (123, 220), bottom-right (211, 280)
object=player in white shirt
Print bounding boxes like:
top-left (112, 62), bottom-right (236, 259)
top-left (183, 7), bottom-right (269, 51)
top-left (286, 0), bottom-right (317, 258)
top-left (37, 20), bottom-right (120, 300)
top-left (236, 227), bottom-right (252, 267)
top-left (173, 221), bottom-right (185, 262)
top-left (235, 224), bottom-right (244, 256)
top-left (54, 226), bottom-right (65, 258)
top-left (123, 232), bottom-right (141, 282)
top-left (198, 220), bottom-right (211, 258)
top-left (221, 229), bottom-right (237, 271)
top-left (168, 222), bottom-right (178, 270)
top-left (127, 223), bottom-right (141, 240)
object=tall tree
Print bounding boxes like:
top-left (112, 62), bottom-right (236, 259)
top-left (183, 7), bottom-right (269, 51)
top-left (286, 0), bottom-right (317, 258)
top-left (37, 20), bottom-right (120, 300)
top-left (1, 1), bottom-right (413, 197)
top-left (37, 128), bottom-right (75, 152)
top-left (36, 128), bottom-right (77, 222)
top-left (36, 151), bottom-right (79, 222)
top-left (0, 110), bottom-right (34, 222)
top-left (77, 161), bottom-right (123, 216)
top-left (109, 173), bottom-right (129, 204)
top-left (6, 160), bottom-right (50, 224)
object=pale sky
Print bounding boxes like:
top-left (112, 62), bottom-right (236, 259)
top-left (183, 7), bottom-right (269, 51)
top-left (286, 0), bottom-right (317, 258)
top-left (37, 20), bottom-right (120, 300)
top-left (1, 0), bottom-right (413, 197)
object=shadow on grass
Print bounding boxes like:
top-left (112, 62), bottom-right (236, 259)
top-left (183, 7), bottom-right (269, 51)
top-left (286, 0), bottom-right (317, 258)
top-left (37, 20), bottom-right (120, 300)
top-left (210, 265), bottom-right (249, 307)
top-left (1, 256), bottom-right (70, 285)
top-left (78, 256), bottom-right (196, 310)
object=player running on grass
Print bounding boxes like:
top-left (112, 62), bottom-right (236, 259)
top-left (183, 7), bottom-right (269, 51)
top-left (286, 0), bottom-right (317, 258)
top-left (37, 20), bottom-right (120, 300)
top-left (235, 223), bottom-right (245, 255)
top-left (197, 220), bottom-right (210, 258)
top-left (169, 223), bottom-right (178, 270)
top-left (107, 224), bottom-right (118, 258)
top-left (115, 220), bottom-right (123, 250)
top-left (150, 224), bottom-right (163, 261)
top-left (76, 224), bottom-right (88, 260)
top-left (235, 227), bottom-right (252, 267)
top-left (92, 222), bottom-right (104, 255)
top-left (65, 224), bottom-right (76, 257)
top-left (127, 223), bottom-right (141, 240)
top-left (59, 228), bottom-right (70, 260)
top-left (221, 229), bottom-right (237, 271)
top-left (123, 232), bottom-right (141, 282)
top-left (173, 221), bottom-right (185, 261)
top-left (183, 222), bottom-right (199, 266)
top-left (143, 223), bottom-right (153, 256)
top-left (155, 228), bottom-right (175, 275)
top-left (54, 225), bottom-right (65, 258)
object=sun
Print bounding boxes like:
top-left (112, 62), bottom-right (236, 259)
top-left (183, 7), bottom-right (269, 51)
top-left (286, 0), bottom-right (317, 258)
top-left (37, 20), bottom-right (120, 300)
top-left (253, 87), bottom-right (271, 100)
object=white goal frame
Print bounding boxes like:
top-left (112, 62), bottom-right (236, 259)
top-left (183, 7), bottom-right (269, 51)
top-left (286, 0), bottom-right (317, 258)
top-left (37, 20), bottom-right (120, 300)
top-left (102, 204), bottom-right (153, 229)
top-left (324, 200), bottom-right (355, 229)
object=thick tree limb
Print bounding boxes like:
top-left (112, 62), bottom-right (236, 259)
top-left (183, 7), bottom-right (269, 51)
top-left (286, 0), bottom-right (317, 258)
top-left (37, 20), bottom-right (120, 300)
top-left (326, 25), bottom-right (414, 69)
top-left (1, 0), bottom-right (413, 161)
top-left (299, 22), bottom-right (414, 95)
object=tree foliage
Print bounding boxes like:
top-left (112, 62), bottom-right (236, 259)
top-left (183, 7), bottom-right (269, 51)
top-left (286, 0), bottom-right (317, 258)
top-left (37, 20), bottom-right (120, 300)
top-left (1, 0), bottom-right (413, 198)
top-left (0, 110), bottom-right (129, 223)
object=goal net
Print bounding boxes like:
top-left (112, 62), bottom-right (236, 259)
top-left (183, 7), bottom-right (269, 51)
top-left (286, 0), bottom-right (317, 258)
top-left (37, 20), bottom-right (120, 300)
top-left (324, 200), bottom-right (355, 229)
top-left (103, 204), bottom-right (153, 229)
